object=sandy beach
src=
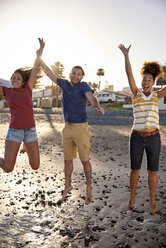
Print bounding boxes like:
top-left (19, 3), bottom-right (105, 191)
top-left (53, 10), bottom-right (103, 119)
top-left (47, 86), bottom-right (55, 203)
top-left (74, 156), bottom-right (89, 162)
top-left (0, 108), bottom-right (166, 248)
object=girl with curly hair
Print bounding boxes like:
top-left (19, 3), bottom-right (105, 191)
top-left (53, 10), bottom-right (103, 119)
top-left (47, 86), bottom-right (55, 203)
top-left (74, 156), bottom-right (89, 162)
top-left (0, 38), bottom-right (45, 173)
top-left (118, 44), bottom-right (166, 215)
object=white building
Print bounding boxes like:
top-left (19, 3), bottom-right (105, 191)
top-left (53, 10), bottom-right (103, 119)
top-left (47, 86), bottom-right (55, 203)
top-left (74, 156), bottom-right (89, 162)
top-left (105, 82), bottom-right (114, 92)
top-left (122, 87), bottom-right (132, 94)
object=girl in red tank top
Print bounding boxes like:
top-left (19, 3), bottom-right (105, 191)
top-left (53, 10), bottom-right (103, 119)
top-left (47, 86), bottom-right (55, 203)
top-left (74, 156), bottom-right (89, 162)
top-left (0, 38), bottom-right (45, 173)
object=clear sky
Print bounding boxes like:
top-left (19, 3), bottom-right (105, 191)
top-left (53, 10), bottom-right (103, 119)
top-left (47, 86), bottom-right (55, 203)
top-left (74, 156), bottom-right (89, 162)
top-left (0, 0), bottom-right (166, 91)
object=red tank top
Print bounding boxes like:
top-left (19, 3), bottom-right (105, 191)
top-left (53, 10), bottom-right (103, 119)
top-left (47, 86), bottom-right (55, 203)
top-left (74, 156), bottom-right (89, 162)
top-left (2, 84), bottom-right (35, 129)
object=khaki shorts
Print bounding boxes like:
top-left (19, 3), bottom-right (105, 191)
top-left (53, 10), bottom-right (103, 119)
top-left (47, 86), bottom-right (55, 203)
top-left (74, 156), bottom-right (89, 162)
top-left (62, 122), bottom-right (91, 161)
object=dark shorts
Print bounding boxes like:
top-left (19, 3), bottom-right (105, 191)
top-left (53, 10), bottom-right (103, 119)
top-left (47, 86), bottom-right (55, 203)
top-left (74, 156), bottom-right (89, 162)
top-left (130, 132), bottom-right (161, 171)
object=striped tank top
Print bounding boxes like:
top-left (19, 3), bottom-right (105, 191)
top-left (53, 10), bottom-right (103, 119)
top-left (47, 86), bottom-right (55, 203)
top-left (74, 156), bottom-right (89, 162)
top-left (132, 89), bottom-right (159, 130)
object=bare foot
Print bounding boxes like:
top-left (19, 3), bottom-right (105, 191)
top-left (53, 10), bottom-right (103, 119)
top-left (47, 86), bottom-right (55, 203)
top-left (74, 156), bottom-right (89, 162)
top-left (85, 186), bottom-right (92, 205)
top-left (60, 185), bottom-right (73, 202)
top-left (128, 199), bottom-right (135, 211)
top-left (150, 200), bottom-right (156, 215)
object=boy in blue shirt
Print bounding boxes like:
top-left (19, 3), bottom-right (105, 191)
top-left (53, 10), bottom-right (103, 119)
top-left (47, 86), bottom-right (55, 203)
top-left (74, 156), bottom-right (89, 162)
top-left (41, 58), bottom-right (104, 205)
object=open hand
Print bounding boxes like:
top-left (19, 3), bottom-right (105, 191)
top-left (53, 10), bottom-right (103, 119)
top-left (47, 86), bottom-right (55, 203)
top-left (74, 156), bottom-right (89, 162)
top-left (118, 44), bottom-right (131, 55)
top-left (36, 38), bottom-right (45, 57)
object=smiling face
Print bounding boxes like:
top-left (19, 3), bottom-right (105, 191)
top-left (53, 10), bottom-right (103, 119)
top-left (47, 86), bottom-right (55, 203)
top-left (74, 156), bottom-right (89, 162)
top-left (11, 72), bottom-right (24, 89)
top-left (69, 68), bottom-right (84, 85)
top-left (141, 73), bottom-right (154, 95)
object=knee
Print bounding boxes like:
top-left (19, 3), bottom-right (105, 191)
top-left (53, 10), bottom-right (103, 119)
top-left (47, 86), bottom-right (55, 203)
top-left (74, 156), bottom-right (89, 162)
top-left (0, 157), bottom-right (4, 166)
top-left (4, 167), bottom-right (14, 173)
top-left (30, 162), bottom-right (40, 170)
top-left (64, 160), bottom-right (73, 166)
top-left (2, 160), bottom-right (15, 173)
top-left (81, 160), bottom-right (91, 167)
top-left (148, 170), bottom-right (157, 176)
top-left (131, 169), bottom-right (140, 175)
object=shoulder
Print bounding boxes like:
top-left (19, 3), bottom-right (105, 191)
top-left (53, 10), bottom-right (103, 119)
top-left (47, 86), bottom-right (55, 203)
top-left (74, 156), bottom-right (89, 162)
top-left (57, 78), bottom-right (70, 87)
top-left (2, 86), bottom-right (6, 95)
top-left (80, 81), bottom-right (92, 92)
top-left (25, 83), bottom-right (32, 92)
top-left (153, 90), bottom-right (160, 99)
top-left (0, 78), bottom-right (11, 88)
top-left (133, 89), bottom-right (142, 98)
top-left (2, 85), bottom-right (10, 93)
top-left (153, 90), bottom-right (158, 95)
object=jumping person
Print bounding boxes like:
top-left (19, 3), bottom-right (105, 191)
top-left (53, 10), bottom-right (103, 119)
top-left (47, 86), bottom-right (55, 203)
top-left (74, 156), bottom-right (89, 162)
top-left (40, 52), bottom-right (104, 204)
top-left (118, 44), bottom-right (166, 215)
top-left (0, 38), bottom-right (45, 173)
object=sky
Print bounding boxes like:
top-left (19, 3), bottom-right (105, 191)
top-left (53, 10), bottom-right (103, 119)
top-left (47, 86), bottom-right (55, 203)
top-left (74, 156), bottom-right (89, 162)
top-left (0, 0), bottom-right (166, 91)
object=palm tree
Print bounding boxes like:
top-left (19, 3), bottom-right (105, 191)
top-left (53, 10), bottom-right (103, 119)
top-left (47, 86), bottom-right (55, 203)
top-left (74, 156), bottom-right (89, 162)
top-left (161, 64), bottom-right (166, 81)
top-left (156, 64), bottom-right (166, 86)
top-left (96, 68), bottom-right (105, 91)
top-left (51, 62), bottom-right (65, 78)
top-left (88, 82), bottom-right (98, 93)
top-left (51, 62), bottom-right (65, 107)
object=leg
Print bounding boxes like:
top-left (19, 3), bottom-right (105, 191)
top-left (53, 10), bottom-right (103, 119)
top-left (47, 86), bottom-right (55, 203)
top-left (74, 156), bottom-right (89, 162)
top-left (0, 140), bottom-right (20, 173)
top-left (73, 123), bottom-right (91, 204)
top-left (145, 133), bottom-right (161, 215)
top-left (60, 124), bottom-right (76, 202)
top-left (129, 132), bottom-right (144, 210)
top-left (148, 170), bottom-right (157, 215)
top-left (60, 159), bottom-right (73, 202)
top-left (129, 169), bottom-right (140, 210)
top-left (24, 141), bottom-right (40, 170)
top-left (81, 160), bottom-right (92, 204)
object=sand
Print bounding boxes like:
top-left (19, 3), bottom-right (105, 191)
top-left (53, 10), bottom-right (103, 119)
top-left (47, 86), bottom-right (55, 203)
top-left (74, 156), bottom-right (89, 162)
top-left (0, 109), bottom-right (166, 248)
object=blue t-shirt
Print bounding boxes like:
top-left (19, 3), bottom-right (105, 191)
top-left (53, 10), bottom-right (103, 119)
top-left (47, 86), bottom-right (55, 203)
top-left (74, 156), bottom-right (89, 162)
top-left (57, 78), bottom-right (92, 123)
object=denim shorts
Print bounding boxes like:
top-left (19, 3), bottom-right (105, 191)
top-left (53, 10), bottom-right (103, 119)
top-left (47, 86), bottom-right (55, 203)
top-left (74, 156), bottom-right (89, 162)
top-left (130, 132), bottom-right (161, 171)
top-left (6, 127), bottom-right (38, 144)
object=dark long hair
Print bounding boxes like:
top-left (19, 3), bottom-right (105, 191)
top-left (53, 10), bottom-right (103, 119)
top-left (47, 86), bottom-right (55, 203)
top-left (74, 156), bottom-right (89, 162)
top-left (11, 66), bottom-right (43, 87)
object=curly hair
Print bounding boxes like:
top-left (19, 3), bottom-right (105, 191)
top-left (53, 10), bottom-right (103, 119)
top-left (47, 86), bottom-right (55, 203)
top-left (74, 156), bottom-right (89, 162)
top-left (11, 66), bottom-right (43, 87)
top-left (140, 61), bottom-right (161, 81)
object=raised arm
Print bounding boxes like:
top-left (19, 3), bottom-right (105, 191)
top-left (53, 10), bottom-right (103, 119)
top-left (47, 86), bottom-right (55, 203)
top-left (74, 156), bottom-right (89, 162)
top-left (85, 91), bottom-right (104, 115)
top-left (157, 86), bottom-right (166, 99)
top-left (28, 38), bottom-right (45, 90)
top-left (0, 78), bottom-right (11, 88)
top-left (40, 60), bottom-right (58, 85)
top-left (118, 44), bottom-right (138, 96)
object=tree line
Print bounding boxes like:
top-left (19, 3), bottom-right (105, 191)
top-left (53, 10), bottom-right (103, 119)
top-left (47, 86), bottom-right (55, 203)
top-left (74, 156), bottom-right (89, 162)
top-left (44, 62), bottom-right (105, 93)
top-left (44, 61), bottom-right (166, 92)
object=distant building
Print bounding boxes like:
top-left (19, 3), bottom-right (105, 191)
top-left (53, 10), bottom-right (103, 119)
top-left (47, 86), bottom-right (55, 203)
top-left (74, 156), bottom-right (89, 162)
top-left (122, 87), bottom-right (132, 94)
top-left (105, 80), bottom-right (109, 90)
top-left (32, 88), bottom-right (62, 108)
top-left (156, 77), bottom-right (166, 86)
top-left (115, 91), bottom-right (132, 102)
top-left (105, 81), bottom-right (114, 92)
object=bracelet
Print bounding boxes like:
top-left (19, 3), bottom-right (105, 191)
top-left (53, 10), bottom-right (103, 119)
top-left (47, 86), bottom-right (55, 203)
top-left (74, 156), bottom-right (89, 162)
top-left (94, 106), bottom-right (100, 110)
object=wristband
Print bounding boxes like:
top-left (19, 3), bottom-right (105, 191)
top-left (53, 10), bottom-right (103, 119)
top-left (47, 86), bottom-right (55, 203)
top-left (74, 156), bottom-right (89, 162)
top-left (94, 106), bottom-right (100, 110)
